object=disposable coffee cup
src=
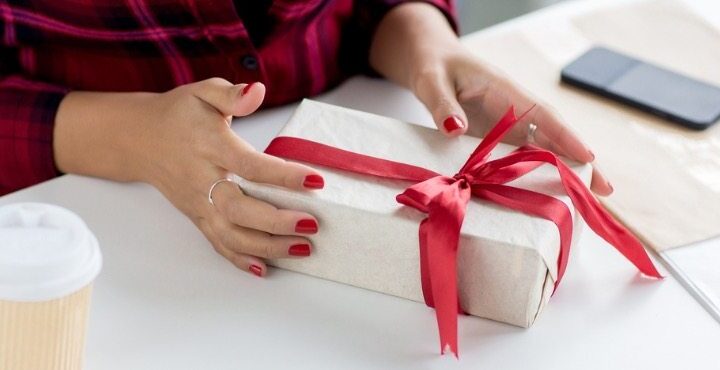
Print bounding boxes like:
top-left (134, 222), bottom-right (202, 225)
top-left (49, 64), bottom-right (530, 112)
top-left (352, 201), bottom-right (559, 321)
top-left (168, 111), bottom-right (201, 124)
top-left (0, 203), bottom-right (102, 370)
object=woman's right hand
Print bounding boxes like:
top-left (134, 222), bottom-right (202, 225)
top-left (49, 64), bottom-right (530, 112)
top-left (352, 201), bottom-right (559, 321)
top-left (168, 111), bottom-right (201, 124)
top-left (54, 78), bottom-right (324, 277)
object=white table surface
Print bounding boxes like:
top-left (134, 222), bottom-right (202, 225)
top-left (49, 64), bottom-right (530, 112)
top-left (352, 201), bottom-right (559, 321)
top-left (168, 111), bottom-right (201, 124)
top-left (3, 0), bottom-right (720, 369)
top-left (663, 238), bottom-right (720, 324)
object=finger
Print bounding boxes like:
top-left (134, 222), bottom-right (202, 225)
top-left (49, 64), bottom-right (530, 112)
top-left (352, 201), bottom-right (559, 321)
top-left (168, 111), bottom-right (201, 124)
top-left (527, 106), bottom-right (594, 163)
top-left (211, 217), bottom-right (313, 259)
top-left (216, 134), bottom-right (324, 191)
top-left (530, 125), bottom-right (613, 196)
top-left (590, 163), bottom-right (614, 196)
top-left (222, 248), bottom-right (268, 278)
top-left (212, 179), bottom-right (319, 235)
top-left (198, 218), bottom-right (268, 277)
top-left (413, 69), bottom-right (468, 137)
top-left (530, 126), bottom-right (570, 158)
top-left (191, 77), bottom-right (266, 117)
top-left (214, 241), bottom-right (268, 277)
top-left (527, 107), bottom-right (612, 195)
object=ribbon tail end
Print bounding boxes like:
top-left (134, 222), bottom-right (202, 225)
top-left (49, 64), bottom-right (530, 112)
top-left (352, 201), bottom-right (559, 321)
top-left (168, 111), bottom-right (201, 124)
top-left (441, 343), bottom-right (459, 359)
top-left (642, 268), bottom-right (665, 280)
top-left (635, 255), bottom-right (664, 280)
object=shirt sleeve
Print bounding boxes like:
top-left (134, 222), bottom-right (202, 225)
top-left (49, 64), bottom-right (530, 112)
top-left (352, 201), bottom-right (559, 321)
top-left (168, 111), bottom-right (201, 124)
top-left (340, 0), bottom-right (458, 76)
top-left (0, 47), bottom-right (68, 195)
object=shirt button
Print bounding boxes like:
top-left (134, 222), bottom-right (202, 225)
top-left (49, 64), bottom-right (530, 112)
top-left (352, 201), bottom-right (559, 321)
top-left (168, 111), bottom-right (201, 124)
top-left (241, 55), bottom-right (259, 70)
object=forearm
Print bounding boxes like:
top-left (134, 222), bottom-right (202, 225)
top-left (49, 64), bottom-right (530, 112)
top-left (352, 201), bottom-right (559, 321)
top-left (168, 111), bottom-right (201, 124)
top-left (53, 91), bottom-right (158, 183)
top-left (369, 2), bottom-right (462, 90)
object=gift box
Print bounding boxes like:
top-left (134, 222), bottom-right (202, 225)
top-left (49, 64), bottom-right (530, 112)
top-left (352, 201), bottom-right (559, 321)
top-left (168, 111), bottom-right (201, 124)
top-left (236, 100), bottom-right (660, 355)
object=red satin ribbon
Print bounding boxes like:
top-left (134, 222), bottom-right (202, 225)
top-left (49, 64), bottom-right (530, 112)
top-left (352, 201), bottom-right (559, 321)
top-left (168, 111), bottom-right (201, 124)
top-left (265, 107), bottom-right (662, 357)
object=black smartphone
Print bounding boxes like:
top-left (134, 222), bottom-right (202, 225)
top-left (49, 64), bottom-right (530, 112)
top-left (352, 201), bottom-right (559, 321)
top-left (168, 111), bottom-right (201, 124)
top-left (561, 46), bottom-right (720, 130)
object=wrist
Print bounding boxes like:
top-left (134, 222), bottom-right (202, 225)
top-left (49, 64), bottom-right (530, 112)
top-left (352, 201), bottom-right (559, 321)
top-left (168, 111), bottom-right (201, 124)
top-left (54, 91), bottom-right (159, 184)
top-left (370, 2), bottom-right (462, 88)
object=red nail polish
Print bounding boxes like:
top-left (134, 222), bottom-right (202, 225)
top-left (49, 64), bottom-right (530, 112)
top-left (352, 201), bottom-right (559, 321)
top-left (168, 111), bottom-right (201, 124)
top-left (303, 174), bottom-right (324, 189)
top-left (249, 264), bottom-right (263, 277)
top-left (588, 150), bottom-right (596, 161)
top-left (288, 244), bottom-right (311, 257)
top-left (242, 82), bottom-right (256, 95)
top-left (295, 219), bottom-right (318, 234)
top-left (443, 116), bottom-right (464, 133)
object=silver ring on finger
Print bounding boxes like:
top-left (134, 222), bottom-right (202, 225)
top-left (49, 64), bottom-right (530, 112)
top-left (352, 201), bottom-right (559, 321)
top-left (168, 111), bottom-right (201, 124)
top-left (526, 123), bottom-right (538, 144)
top-left (208, 177), bottom-right (240, 207)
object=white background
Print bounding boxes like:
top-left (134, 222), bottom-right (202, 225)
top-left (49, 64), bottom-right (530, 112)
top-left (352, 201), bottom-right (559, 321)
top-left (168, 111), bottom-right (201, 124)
top-left (2, 0), bottom-right (720, 368)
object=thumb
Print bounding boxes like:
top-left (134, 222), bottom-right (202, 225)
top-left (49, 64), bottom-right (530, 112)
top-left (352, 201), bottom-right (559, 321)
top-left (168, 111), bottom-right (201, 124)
top-left (413, 72), bottom-right (468, 137)
top-left (192, 77), bottom-right (266, 117)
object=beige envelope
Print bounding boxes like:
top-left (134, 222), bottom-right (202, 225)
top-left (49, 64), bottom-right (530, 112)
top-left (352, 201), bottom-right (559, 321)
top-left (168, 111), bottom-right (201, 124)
top-left (461, 0), bottom-right (720, 251)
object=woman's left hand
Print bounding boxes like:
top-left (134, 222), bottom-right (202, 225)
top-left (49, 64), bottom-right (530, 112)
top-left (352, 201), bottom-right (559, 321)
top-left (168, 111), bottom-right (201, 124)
top-left (370, 2), bottom-right (612, 196)
top-left (410, 49), bottom-right (613, 195)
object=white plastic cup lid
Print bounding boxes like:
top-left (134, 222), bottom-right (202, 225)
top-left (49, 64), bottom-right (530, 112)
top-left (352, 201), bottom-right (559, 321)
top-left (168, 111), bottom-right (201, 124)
top-left (0, 203), bottom-right (102, 302)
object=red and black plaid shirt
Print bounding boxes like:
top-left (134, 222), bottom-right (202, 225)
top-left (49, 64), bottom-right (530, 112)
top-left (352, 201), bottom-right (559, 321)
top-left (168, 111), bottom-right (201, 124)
top-left (0, 0), bottom-right (455, 195)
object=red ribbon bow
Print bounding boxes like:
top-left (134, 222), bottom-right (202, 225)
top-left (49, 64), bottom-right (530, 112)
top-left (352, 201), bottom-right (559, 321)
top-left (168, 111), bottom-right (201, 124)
top-left (265, 107), bottom-right (662, 357)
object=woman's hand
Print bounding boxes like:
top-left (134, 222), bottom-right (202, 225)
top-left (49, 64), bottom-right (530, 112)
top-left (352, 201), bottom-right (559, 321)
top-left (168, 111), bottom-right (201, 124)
top-left (410, 50), bottom-right (613, 195)
top-left (54, 78), bottom-right (324, 276)
top-left (370, 2), bottom-right (612, 195)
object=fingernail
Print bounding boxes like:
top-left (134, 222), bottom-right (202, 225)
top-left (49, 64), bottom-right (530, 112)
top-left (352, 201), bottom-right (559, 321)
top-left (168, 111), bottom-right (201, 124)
top-left (249, 264), bottom-right (263, 277)
top-left (295, 219), bottom-right (318, 234)
top-left (289, 243), bottom-right (311, 257)
top-left (608, 182), bottom-right (614, 193)
top-left (443, 115), bottom-right (464, 133)
top-left (242, 82), bottom-right (256, 95)
top-left (303, 174), bottom-right (324, 189)
top-left (588, 150), bottom-right (596, 161)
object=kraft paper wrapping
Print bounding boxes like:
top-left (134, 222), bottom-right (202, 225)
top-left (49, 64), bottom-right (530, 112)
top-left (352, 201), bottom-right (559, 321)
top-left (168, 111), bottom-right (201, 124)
top-left (0, 284), bottom-right (92, 370)
top-left (239, 100), bottom-right (592, 327)
top-left (461, 0), bottom-right (720, 251)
